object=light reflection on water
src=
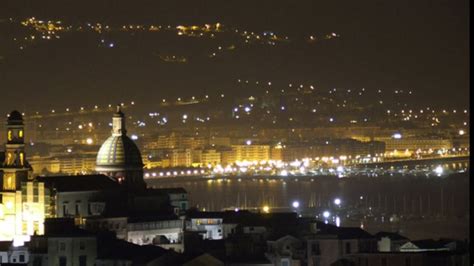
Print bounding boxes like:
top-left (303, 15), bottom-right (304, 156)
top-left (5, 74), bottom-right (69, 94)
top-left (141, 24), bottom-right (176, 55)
top-left (147, 161), bottom-right (469, 240)
top-left (150, 173), bottom-right (468, 213)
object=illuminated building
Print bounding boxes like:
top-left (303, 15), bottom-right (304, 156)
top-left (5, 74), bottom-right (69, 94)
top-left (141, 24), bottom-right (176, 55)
top-left (143, 157), bottom-right (165, 169)
top-left (191, 149), bottom-right (202, 165)
top-left (170, 149), bottom-right (192, 167)
top-left (209, 136), bottom-right (231, 147)
top-left (151, 133), bottom-right (179, 149)
top-left (58, 154), bottom-right (96, 175)
top-left (270, 145), bottom-right (283, 161)
top-left (220, 148), bottom-right (237, 165)
top-left (279, 140), bottom-right (385, 162)
top-left (96, 106), bottom-right (145, 189)
top-left (28, 222), bottom-right (97, 266)
top-left (126, 218), bottom-right (184, 252)
top-left (0, 242), bottom-right (30, 263)
top-left (29, 154), bottom-right (99, 176)
top-left (146, 133), bottom-right (206, 150)
top-left (28, 156), bottom-right (61, 175)
top-left (0, 111), bottom-right (46, 241)
top-left (380, 137), bottom-right (453, 156)
top-left (231, 144), bottom-right (270, 163)
top-left (201, 149), bottom-right (221, 166)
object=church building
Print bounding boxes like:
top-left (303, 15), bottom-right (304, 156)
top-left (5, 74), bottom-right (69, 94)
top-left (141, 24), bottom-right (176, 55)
top-left (0, 111), bottom-right (46, 241)
top-left (96, 106), bottom-right (145, 189)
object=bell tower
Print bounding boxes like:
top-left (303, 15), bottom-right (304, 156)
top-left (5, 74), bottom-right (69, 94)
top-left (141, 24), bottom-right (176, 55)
top-left (1, 110), bottom-right (31, 191)
top-left (112, 105), bottom-right (127, 136)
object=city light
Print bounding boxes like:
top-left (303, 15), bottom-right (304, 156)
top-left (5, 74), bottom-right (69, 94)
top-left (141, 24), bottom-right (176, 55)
top-left (292, 201), bottom-right (300, 208)
top-left (3, 4), bottom-right (469, 262)
top-left (323, 211), bottom-right (330, 218)
top-left (392, 133), bottom-right (402, 139)
top-left (434, 165), bottom-right (444, 176)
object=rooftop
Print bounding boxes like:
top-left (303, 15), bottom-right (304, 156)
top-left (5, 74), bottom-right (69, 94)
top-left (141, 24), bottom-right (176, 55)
top-left (37, 174), bottom-right (120, 192)
top-left (374, 231), bottom-right (409, 241)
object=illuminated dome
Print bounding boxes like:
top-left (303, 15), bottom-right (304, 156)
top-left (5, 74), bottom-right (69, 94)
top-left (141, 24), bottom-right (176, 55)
top-left (96, 135), bottom-right (143, 171)
top-left (95, 106), bottom-right (144, 187)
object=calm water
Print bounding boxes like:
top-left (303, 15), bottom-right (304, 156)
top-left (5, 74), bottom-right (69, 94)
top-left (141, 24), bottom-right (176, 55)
top-left (147, 160), bottom-right (469, 240)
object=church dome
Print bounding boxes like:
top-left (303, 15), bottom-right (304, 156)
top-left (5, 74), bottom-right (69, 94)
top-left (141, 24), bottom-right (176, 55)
top-left (96, 106), bottom-right (143, 173)
top-left (96, 134), bottom-right (143, 171)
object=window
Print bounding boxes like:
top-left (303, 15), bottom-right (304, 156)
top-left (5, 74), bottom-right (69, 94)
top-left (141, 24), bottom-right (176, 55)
top-left (63, 205), bottom-right (68, 216)
top-left (79, 255), bottom-right (87, 266)
top-left (79, 241), bottom-right (85, 250)
top-left (281, 258), bottom-right (290, 266)
top-left (75, 204), bottom-right (80, 215)
top-left (59, 242), bottom-right (66, 251)
top-left (59, 257), bottom-right (67, 266)
top-left (345, 242), bottom-right (351, 254)
top-left (19, 254), bottom-right (25, 262)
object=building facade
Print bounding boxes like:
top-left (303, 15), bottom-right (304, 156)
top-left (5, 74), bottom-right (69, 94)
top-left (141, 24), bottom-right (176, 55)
top-left (0, 111), bottom-right (46, 241)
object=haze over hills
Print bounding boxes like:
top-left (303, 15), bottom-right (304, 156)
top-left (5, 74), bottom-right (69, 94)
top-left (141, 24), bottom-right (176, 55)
top-left (0, 0), bottom-right (469, 113)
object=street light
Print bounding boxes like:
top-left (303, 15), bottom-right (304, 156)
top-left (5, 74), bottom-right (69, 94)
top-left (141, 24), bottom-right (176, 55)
top-left (292, 201), bottom-right (300, 208)
top-left (434, 165), bottom-right (443, 176)
top-left (323, 211), bottom-right (330, 218)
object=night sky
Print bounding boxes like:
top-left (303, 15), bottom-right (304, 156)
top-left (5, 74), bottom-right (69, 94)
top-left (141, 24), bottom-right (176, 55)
top-left (0, 0), bottom-right (469, 113)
